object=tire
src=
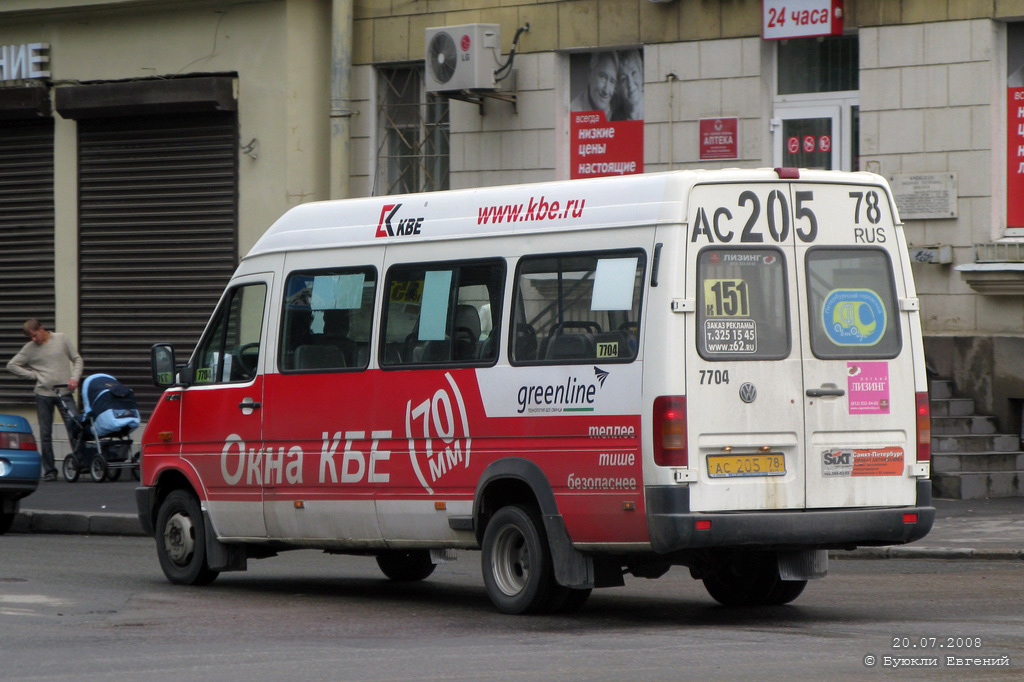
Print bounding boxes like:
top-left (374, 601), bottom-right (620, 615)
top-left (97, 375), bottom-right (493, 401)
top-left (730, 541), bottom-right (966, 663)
top-left (0, 512), bottom-right (14, 535)
top-left (702, 551), bottom-right (780, 607)
top-left (375, 550), bottom-right (437, 582)
top-left (90, 454), bottom-right (107, 483)
top-left (130, 452), bottom-right (141, 481)
top-left (106, 468), bottom-right (122, 482)
top-left (481, 505), bottom-right (560, 615)
top-left (155, 489), bottom-right (219, 586)
top-left (763, 579), bottom-right (807, 605)
top-left (62, 454), bottom-right (80, 483)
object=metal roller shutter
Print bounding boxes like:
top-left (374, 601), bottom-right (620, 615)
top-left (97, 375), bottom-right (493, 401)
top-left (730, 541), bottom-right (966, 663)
top-left (0, 119), bottom-right (55, 405)
top-left (78, 113), bottom-right (238, 413)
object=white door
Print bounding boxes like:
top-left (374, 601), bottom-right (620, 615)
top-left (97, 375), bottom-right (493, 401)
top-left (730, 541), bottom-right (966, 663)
top-left (685, 182), bottom-right (806, 512)
top-left (791, 183), bottom-right (920, 508)
top-left (684, 180), bottom-right (920, 512)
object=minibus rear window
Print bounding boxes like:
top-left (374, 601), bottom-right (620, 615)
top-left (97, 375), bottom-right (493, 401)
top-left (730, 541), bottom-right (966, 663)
top-left (805, 247), bottom-right (901, 359)
top-left (696, 247), bottom-right (790, 361)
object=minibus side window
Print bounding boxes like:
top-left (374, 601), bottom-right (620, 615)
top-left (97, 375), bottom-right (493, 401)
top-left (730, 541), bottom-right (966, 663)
top-left (380, 259), bottom-right (504, 367)
top-left (279, 266), bottom-right (378, 372)
top-left (695, 247), bottom-right (789, 361)
top-left (511, 250), bottom-right (645, 365)
top-left (805, 248), bottom-right (901, 359)
top-left (192, 283), bottom-right (267, 384)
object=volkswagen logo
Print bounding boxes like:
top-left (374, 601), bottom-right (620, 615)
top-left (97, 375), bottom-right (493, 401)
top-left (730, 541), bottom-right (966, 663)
top-left (739, 382), bottom-right (757, 403)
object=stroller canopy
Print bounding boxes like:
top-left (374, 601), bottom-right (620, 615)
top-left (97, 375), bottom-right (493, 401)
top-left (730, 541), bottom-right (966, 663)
top-left (82, 373), bottom-right (141, 437)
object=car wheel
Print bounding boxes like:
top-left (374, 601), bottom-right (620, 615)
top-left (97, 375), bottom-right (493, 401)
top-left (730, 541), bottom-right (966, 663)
top-left (763, 579), bottom-right (807, 605)
top-left (375, 550), bottom-right (437, 582)
top-left (481, 505), bottom-right (560, 614)
top-left (0, 511), bottom-right (14, 535)
top-left (155, 489), bottom-right (219, 586)
top-left (702, 551), bottom-right (780, 607)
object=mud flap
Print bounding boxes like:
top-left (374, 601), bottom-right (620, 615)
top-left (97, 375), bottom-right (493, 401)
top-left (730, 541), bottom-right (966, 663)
top-left (543, 514), bottom-right (594, 589)
top-left (777, 549), bottom-right (828, 580)
top-left (203, 513), bottom-right (247, 572)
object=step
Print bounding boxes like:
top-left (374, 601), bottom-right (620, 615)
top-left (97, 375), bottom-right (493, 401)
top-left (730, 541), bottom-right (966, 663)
top-left (932, 433), bottom-right (1021, 453)
top-left (931, 415), bottom-right (998, 435)
top-left (932, 471), bottom-right (1024, 500)
top-left (929, 397), bottom-right (975, 417)
top-left (929, 379), bottom-right (954, 400)
top-left (932, 451), bottom-right (1024, 473)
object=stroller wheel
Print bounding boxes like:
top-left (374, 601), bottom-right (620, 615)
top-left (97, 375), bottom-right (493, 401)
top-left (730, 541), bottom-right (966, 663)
top-left (90, 454), bottom-right (107, 483)
top-left (107, 467), bottom-right (122, 482)
top-left (62, 455), bottom-right (81, 483)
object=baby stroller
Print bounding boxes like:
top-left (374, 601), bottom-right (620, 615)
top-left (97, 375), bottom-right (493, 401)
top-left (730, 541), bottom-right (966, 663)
top-left (59, 374), bottom-right (141, 483)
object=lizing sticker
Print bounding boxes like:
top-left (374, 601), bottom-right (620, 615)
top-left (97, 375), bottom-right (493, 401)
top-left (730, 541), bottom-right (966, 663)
top-left (847, 362), bottom-right (890, 414)
top-left (822, 446), bottom-right (904, 477)
top-left (822, 288), bottom-right (886, 346)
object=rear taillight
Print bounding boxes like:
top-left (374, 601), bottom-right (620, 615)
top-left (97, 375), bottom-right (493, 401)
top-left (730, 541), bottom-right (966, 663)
top-left (653, 395), bottom-right (687, 467)
top-left (0, 432), bottom-right (36, 450)
top-left (915, 392), bottom-right (931, 462)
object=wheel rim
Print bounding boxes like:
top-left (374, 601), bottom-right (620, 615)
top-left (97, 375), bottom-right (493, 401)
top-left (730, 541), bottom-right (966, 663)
top-left (163, 511), bottom-right (196, 566)
top-left (491, 523), bottom-right (530, 597)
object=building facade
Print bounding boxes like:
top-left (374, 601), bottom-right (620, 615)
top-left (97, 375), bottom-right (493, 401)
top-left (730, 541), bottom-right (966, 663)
top-left (1, 0), bottom-right (1023, 439)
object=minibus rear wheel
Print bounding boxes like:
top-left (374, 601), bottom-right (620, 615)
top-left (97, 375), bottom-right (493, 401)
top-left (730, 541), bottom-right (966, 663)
top-left (155, 489), bottom-right (219, 586)
top-left (376, 550), bottom-right (436, 582)
top-left (701, 551), bottom-right (779, 607)
top-left (481, 505), bottom-right (560, 615)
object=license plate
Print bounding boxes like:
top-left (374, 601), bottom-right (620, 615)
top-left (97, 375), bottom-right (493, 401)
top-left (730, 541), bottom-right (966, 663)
top-left (706, 453), bottom-right (786, 478)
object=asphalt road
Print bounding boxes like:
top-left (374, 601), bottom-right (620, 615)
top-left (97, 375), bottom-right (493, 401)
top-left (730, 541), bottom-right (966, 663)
top-left (1, 534), bottom-right (1022, 681)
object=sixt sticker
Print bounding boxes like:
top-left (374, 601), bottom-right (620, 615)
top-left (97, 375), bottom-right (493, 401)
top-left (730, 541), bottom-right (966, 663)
top-left (821, 288), bottom-right (886, 346)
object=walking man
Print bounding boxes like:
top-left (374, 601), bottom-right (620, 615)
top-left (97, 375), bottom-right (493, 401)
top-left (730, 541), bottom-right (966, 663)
top-left (6, 319), bottom-right (83, 481)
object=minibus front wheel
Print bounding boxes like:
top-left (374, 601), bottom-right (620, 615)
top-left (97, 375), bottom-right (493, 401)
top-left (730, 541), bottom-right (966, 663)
top-left (155, 489), bottom-right (219, 586)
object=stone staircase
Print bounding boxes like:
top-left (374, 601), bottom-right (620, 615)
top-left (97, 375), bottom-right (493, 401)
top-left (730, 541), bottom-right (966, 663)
top-left (930, 378), bottom-right (1024, 499)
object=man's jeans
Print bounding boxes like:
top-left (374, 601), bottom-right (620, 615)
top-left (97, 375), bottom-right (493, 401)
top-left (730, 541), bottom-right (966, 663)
top-left (36, 394), bottom-right (73, 477)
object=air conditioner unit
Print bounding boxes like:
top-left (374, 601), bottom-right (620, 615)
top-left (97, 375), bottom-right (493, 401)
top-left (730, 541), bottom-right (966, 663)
top-left (424, 24), bottom-right (500, 93)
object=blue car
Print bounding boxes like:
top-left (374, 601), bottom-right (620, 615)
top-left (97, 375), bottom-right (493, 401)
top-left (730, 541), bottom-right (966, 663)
top-left (0, 414), bottom-right (41, 534)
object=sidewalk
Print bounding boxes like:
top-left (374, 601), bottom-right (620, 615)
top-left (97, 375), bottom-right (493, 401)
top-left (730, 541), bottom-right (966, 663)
top-left (10, 479), bottom-right (1024, 560)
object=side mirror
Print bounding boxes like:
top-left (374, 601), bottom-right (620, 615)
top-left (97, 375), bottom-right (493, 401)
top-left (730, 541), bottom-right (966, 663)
top-left (151, 344), bottom-right (178, 387)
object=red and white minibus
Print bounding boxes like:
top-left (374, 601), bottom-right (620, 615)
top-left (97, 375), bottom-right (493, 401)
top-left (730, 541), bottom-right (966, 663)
top-left (136, 168), bottom-right (933, 613)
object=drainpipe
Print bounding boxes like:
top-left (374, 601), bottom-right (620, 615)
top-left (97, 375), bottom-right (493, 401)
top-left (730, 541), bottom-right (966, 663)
top-left (330, 0), bottom-right (353, 199)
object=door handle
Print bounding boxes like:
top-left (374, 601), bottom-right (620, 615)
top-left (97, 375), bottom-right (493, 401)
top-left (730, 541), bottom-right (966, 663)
top-left (806, 387), bottom-right (845, 397)
top-left (238, 397), bottom-right (262, 410)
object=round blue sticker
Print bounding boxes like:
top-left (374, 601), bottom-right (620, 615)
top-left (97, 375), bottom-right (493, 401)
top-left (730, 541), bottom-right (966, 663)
top-left (821, 289), bottom-right (886, 346)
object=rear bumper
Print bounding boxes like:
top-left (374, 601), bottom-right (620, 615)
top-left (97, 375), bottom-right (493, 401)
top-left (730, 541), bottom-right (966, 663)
top-left (646, 480), bottom-right (935, 554)
top-left (0, 450), bottom-right (41, 499)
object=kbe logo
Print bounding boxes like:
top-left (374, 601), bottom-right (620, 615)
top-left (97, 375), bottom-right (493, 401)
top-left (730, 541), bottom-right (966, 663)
top-left (376, 203), bottom-right (424, 238)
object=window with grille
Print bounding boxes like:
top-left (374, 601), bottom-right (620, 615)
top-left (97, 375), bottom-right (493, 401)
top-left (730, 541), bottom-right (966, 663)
top-left (376, 65), bottom-right (449, 195)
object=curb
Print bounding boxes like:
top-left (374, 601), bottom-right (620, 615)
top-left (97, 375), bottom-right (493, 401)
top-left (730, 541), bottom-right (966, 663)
top-left (830, 547), bottom-right (1023, 561)
top-left (12, 510), bottom-right (1024, 560)
top-left (13, 510), bottom-right (146, 537)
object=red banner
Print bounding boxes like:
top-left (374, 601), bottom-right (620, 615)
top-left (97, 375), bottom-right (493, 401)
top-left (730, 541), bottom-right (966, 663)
top-left (1008, 88), bottom-right (1024, 227)
top-left (570, 111), bottom-right (643, 179)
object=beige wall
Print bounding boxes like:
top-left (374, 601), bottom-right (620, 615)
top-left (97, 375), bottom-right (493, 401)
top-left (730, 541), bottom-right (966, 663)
top-left (0, 0), bottom-right (334, 341)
